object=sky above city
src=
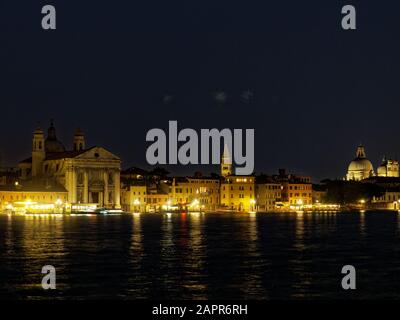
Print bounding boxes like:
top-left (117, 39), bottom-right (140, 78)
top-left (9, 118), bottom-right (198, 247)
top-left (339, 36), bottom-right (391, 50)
top-left (1, 0), bottom-right (400, 181)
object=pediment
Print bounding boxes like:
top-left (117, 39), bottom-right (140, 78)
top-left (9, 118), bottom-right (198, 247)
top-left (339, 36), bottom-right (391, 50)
top-left (75, 147), bottom-right (120, 161)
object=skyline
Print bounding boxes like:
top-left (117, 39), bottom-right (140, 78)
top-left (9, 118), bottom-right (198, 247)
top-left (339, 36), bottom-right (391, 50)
top-left (0, 118), bottom-right (397, 183)
top-left (1, 1), bottom-right (400, 181)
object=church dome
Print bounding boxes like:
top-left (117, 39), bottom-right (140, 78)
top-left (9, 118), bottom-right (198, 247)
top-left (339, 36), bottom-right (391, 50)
top-left (45, 121), bottom-right (66, 153)
top-left (346, 145), bottom-right (374, 181)
top-left (348, 158), bottom-right (374, 172)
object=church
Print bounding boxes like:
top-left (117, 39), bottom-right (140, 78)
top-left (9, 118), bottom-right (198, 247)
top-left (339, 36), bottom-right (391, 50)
top-left (346, 145), bottom-right (399, 181)
top-left (17, 121), bottom-right (121, 209)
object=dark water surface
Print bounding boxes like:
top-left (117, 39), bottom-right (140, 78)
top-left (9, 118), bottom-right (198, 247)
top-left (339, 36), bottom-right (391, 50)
top-left (0, 211), bottom-right (399, 300)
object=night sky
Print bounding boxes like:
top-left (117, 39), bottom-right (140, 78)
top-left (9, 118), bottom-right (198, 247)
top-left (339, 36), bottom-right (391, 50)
top-left (1, 0), bottom-right (400, 182)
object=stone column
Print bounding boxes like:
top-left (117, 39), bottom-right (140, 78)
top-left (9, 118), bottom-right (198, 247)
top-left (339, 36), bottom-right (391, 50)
top-left (66, 167), bottom-right (73, 203)
top-left (114, 170), bottom-right (121, 209)
top-left (103, 171), bottom-right (109, 207)
top-left (83, 171), bottom-right (89, 203)
top-left (71, 168), bottom-right (77, 203)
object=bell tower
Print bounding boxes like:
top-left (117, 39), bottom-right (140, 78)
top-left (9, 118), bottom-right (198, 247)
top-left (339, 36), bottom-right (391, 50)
top-left (221, 143), bottom-right (232, 177)
top-left (32, 126), bottom-right (45, 177)
top-left (73, 128), bottom-right (85, 151)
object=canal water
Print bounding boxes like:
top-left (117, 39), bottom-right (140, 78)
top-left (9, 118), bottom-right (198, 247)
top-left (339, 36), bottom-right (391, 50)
top-left (0, 211), bottom-right (399, 300)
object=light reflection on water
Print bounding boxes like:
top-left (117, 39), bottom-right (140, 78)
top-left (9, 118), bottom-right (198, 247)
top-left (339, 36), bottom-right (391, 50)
top-left (0, 211), bottom-right (399, 300)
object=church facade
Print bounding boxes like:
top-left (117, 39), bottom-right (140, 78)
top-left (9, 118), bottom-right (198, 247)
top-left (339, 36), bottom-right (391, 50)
top-left (18, 121), bottom-right (121, 209)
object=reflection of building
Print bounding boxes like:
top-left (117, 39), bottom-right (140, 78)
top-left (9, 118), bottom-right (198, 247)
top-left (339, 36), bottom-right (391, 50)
top-left (377, 157), bottom-right (399, 177)
top-left (16, 121), bottom-right (121, 208)
top-left (346, 145), bottom-right (374, 181)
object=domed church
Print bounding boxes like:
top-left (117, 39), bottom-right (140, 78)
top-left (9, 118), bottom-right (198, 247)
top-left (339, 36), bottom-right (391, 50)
top-left (346, 145), bottom-right (375, 181)
top-left (18, 121), bottom-right (122, 208)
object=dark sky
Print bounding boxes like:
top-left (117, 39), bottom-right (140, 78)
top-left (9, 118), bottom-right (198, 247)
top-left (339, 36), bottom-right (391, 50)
top-left (1, 0), bottom-right (400, 182)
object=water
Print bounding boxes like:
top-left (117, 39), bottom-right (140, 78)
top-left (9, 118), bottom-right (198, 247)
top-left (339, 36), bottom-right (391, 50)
top-left (0, 211), bottom-right (399, 300)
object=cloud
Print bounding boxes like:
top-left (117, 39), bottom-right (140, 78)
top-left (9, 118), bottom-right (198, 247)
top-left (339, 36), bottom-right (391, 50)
top-left (163, 94), bottom-right (174, 105)
top-left (240, 89), bottom-right (254, 103)
top-left (213, 91), bottom-right (227, 104)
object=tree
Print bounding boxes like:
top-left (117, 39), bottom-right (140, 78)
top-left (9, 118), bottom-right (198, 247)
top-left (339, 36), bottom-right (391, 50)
top-left (323, 180), bottom-right (384, 204)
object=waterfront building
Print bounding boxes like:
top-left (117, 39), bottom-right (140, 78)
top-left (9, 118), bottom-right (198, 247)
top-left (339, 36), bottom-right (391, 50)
top-left (121, 175), bottom-right (220, 212)
top-left (371, 187), bottom-right (400, 210)
top-left (17, 121), bottom-right (121, 209)
top-left (145, 193), bottom-right (171, 212)
top-left (312, 184), bottom-right (327, 204)
top-left (255, 181), bottom-right (282, 212)
top-left (346, 145), bottom-right (375, 181)
top-left (121, 183), bottom-right (147, 212)
top-left (220, 176), bottom-right (256, 211)
top-left (272, 169), bottom-right (313, 208)
top-left (0, 180), bottom-right (68, 213)
top-left (377, 157), bottom-right (399, 177)
top-left (219, 145), bottom-right (256, 211)
top-left (170, 176), bottom-right (220, 210)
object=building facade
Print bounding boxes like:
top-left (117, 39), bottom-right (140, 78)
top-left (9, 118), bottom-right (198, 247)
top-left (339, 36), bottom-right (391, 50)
top-left (220, 176), bottom-right (256, 212)
top-left (255, 182), bottom-right (282, 212)
top-left (377, 157), bottom-right (399, 177)
top-left (272, 169), bottom-right (313, 208)
top-left (0, 180), bottom-right (68, 213)
top-left (17, 121), bottom-right (121, 209)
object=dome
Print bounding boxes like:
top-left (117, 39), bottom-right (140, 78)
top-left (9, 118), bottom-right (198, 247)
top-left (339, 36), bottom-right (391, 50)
top-left (348, 158), bottom-right (374, 172)
top-left (346, 145), bottom-right (374, 181)
top-left (45, 121), bottom-right (66, 153)
top-left (45, 139), bottom-right (66, 153)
